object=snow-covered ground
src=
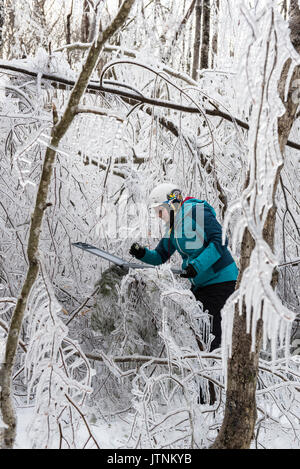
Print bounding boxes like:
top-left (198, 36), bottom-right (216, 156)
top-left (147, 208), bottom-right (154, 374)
top-left (15, 407), bottom-right (128, 449)
top-left (14, 405), bottom-right (300, 450)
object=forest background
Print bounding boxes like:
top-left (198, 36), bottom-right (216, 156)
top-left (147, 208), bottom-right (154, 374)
top-left (0, 0), bottom-right (299, 450)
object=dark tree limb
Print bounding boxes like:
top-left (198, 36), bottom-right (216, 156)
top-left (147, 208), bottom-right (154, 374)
top-left (0, 61), bottom-right (298, 151)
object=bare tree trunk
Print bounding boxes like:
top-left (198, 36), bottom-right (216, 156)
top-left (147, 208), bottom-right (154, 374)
top-left (0, 0), bottom-right (136, 449)
top-left (211, 0), bottom-right (219, 68)
top-left (66, 0), bottom-right (74, 45)
top-left (165, 0), bottom-right (196, 66)
top-left (192, 0), bottom-right (202, 80)
top-left (31, 0), bottom-right (49, 53)
top-left (185, 10), bottom-right (193, 75)
top-left (289, 0), bottom-right (300, 56)
top-left (211, 227), bottom-right (263, 449)
top-left (81, 0), bottom-right (90, 43)
top-left (0, 0), bottom-right (4, 58)
top-left (174, 0), bottom-right (196, 45)
top-left (200, 0), bottom-right (210, 69)
top-left (282, 0), bottom-right (288, 20)
top-left (81, 1), bottom-right (102, 44)
top-left (211, 2), bottom-right (300, 450)
top-left (2, 0), bottom-right (49, 58)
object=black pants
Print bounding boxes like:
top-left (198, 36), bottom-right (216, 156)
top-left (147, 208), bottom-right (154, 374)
top-left (192, 281), bottom-right (236, 351)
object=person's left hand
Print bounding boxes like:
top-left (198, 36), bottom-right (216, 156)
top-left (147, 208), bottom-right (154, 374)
top-left (129, 243), bottom-right (146, 259)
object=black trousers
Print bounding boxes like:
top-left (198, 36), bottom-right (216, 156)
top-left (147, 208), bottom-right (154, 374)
top-left (192, 281), bottom-right (236, 351)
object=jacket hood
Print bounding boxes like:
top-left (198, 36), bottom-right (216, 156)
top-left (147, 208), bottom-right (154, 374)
top-left (182, 197), bottom-right (216, 217)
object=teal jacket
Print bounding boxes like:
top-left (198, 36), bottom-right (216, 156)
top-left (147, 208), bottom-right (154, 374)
top-left (141, 198), bottom-right (238, 289)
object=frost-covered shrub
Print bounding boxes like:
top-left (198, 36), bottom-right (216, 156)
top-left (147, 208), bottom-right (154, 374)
top-left (105, 267), bottom-right (216, 449)
top-left (93, 265), bottom-right (169, 356)
top-left (92, 266), bottom-right (129, 335)
top-left (93, 265), bottom-right (211, 357)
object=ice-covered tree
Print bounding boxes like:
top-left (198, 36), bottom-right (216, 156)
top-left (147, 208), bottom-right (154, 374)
top-left (0, 0), bottom-right (299, 450)
top-left (212, 0), bottom-right (300, 449)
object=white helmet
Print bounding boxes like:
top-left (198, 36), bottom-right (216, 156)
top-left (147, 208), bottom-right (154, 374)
top-left (148, 182), bottom-right (182, 209)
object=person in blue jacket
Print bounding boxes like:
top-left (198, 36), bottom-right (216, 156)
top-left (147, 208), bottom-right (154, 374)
top-left (129, 182), bottom-right (238, 352)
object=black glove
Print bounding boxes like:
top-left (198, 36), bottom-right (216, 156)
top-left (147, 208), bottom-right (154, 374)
top-left (129, 243), bottom-right (146, 260)
top-left (180, 264), bottom-right (197, 278)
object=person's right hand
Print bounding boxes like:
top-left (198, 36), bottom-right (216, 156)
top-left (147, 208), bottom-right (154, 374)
top-left (129, 243), bottom-right (146, 260)
top-left (180, 264), bottom-right (197, 278)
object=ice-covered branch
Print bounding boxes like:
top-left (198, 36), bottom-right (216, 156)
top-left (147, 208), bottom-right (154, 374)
top-left (213, 0), bottom-right (300, 449)
top-left (72, 105), bottom-right (125, 122)
top-left (0, 60), bottom-right (299, 151)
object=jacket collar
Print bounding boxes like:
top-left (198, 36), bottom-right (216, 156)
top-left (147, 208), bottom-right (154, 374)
top-left (181, 197), bottom-right (195, 205)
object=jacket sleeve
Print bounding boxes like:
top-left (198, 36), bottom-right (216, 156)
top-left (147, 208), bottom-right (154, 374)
top-left (141, 235), bottom-right (176, 266)
top-left (189, 207), bottom-right (227, 274)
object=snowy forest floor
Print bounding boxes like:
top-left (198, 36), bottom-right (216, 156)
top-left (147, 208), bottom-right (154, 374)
top-left (14, 403), bottom-right (299, 450)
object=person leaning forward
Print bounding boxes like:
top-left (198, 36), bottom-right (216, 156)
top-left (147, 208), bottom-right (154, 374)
top-left (129, 182), bottom-right (238, 352)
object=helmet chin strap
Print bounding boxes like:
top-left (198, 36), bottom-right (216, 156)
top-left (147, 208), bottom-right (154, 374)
top-left (167, 200), bottom-right (181, 233)
top-left (168, 200), bottom-right (181, 213)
